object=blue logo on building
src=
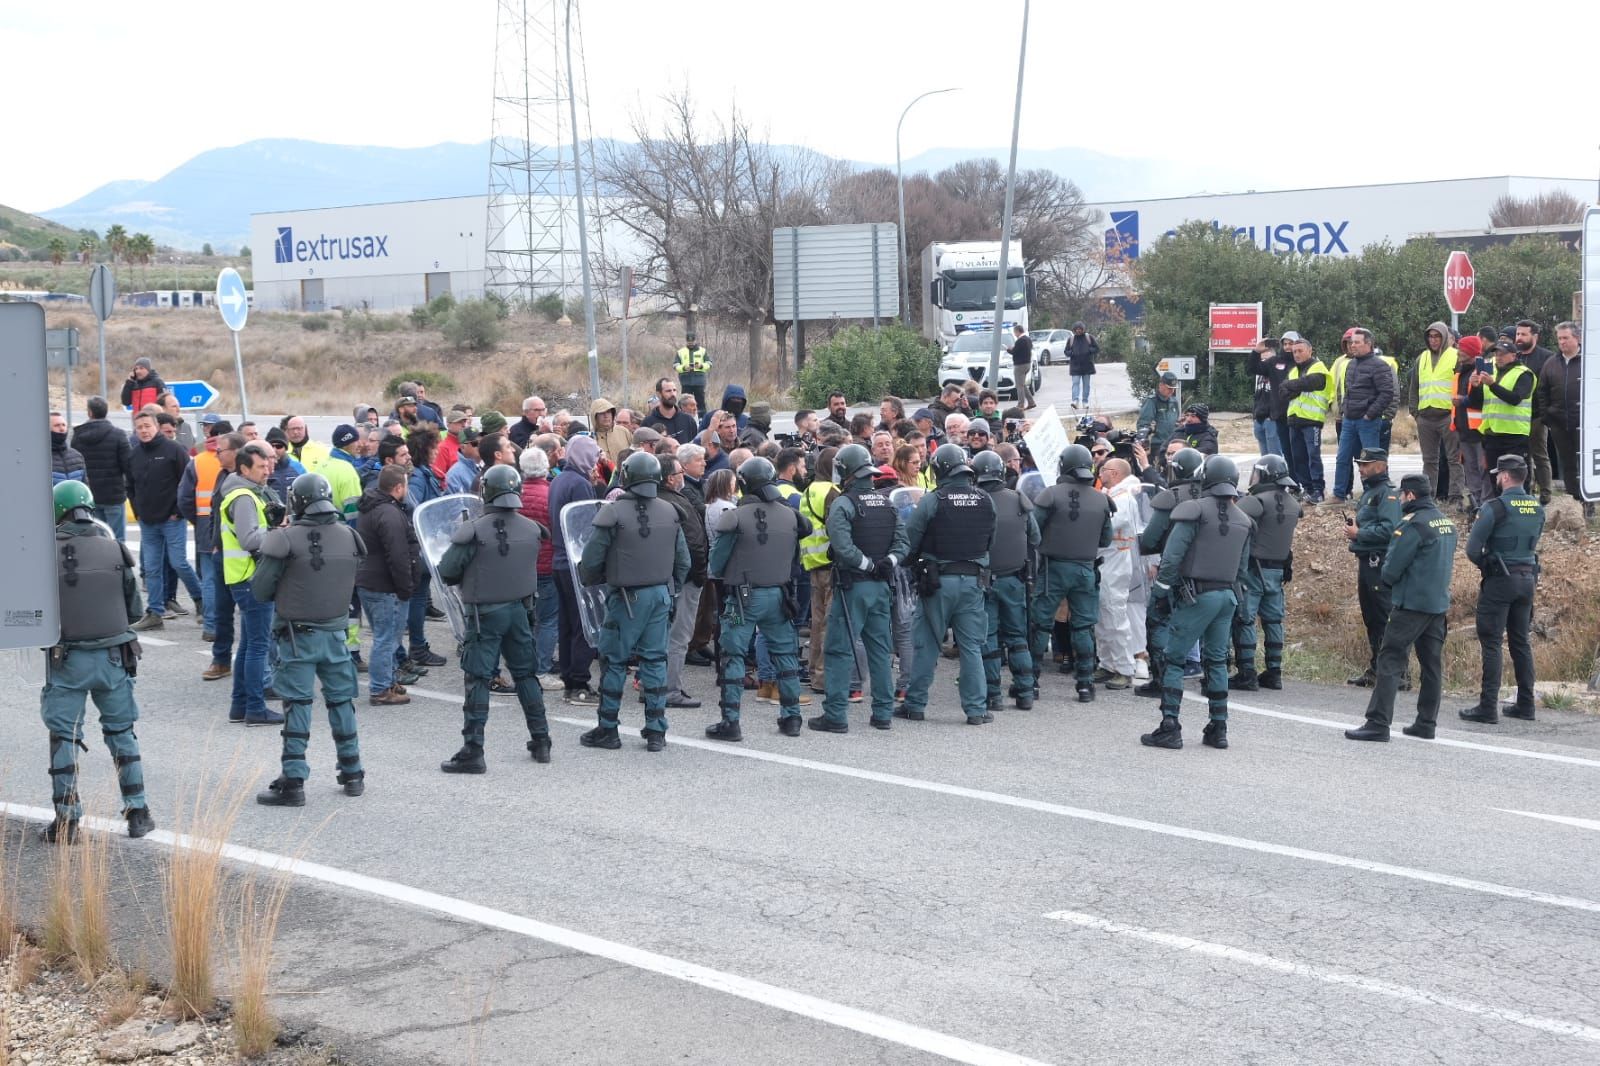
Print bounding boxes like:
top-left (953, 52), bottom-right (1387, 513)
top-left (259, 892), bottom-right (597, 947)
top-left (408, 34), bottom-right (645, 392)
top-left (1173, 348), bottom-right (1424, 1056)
top-left (274, 227), bottom-right (294, 264)
top-left (1106, 211), bottom-right (1139, 261)
top-left (272, 226), bottom-right (389, 265)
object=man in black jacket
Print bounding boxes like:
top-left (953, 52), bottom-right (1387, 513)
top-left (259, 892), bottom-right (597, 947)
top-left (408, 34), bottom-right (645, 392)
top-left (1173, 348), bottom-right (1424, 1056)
top-left (127, 409), bottom-right (202, 629)
top-left (1248, 335), bottom-right (1295, 455)
top-left (1515, 319), bottom-right (1557, 503)
top-left (1177, 404), bottom-right (1219, 455)
top-left (659, 455), bottom-right (708, 709)
top-left (1332, 328), bottom-right (1396, 501)
top-left (72, 395), bottom-right (132, 539)
top-left (1538, 322), bottom-right (1583, 503)
top-left (355, 467), bottom-right (420, 705)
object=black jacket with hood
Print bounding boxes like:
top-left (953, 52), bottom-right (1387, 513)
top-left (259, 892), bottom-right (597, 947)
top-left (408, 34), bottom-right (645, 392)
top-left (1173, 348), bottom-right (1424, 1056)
top-left (699, 384), bottom-right (748, 431)
top-left (355, 487), bottom-right (419, 600)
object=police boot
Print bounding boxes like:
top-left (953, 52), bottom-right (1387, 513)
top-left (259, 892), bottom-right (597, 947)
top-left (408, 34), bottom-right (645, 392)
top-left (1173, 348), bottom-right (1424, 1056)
top-left (705, 720), bottom-right (744, 742)
top-left (1502, 702), bottom-right (1536, 721)
top-left (1256, 668), bottom-right (1283, 690)
top-left (337, 771), bottom-right (365, 796)
top-left (892, 705), bottom-right (925, 721)
top-left (125, 806), bottom-right (155, 839)
top-left (987, 693), bottom-right (1002, 713)
top-left (1401, 722), bottom-right (1435, 740)
top-left (1133, 679), bottom-right (1163, 699)
top-left (966, 712), bottom-right (994, 725)
top-left (1014, 691), bottom-right (1034, 710)
top-left (1076, 683), bottom-right (1095, 703)
top-left (1343, 721), bottom-right (1390, 742)
top-left (1202, 721), bottom-right (1229, 749)
top-left (579, 726), bottom-right (622, 750)
top-left (778, 716), bottom-right (803, 737)
top-left (256, 776), bottom-right (306, 807)
top-left (807, 715), bottom-right (848, 733)
top-left (1457, 706), bottom-right (1499, 724)
top-left (640, 728), bottom-right (666, 753)
top-left (527, 735), bottom-right (552, 763)
top-left (1228, 670), bottom-right (1258, 692)
top-left (441, 744), bottom-right (488, 773)
top-left (1140, 717), bottom-right (1182, 750)
top-left (39, 817), bottom-right (78, 844)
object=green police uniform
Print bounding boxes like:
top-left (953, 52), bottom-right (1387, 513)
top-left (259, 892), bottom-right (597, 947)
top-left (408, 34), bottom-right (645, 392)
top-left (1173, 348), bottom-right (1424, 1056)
top-left (1134, 453), bottom-right (1205, 697)
top-left (42, 517), bottom-right (150, 834)
top-left (1032, 478), bottom-right (1113, 698)
top-left (982, 479), bottom-right (1040, 709)
top-left (1463, 486), bottom-right (1544, 721)
top-left (1136, 393), bottom-right (1181, 454)
top-left (819, 481), bottom-right (906, 728)
top-left (1232, 479), bottom-right (1300, 686)
top-left (1349, 471), bottom-right (1404, 681)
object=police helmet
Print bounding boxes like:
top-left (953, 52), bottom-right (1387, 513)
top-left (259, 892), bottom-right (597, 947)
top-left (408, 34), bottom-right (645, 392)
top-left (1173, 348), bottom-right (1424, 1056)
top-left (831, 443), bottom-right (875, 485)
top-left (289, 472), bottom-right (338, 517)
top-left (971, 450), bottom-right (1006, 487)
top-left (1058, 443), bottom-right (1095, 483)
top-left (1249, 453), bottom-right (1295, 490)
top-left (930, 443), bottom-right (973, 484)
top-left (1169, 447), bottom-right (1205, 483)
top-left (1201, 454), bottom-right (1240, 498)
top-left (620, 450), bottom-right (663, 498)
top-left (52, 480), bottom-right (95, 524)
top-left (481, 464), bottom-right (524, 509)
top-left (737, 456), bottom-right (781, 502)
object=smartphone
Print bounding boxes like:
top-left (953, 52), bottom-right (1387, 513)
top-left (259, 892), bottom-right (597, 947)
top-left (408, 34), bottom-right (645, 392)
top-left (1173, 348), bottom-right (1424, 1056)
top-left (1475, 357), bottom-right (1491, 374)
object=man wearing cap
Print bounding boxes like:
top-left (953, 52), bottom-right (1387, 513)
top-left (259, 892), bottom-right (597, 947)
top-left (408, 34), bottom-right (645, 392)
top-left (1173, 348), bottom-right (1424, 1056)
top-left (1345, 473), bottom-right (1457, 742)
top-left (675, 331), bottom-right (711, 415)
top-left (433, 405), bottom-right (473, 477)
top-left (1474, 339), bottom-right (1534, 496)
top-left (392, 392), bottom-right (422, 430)
top-left (1331, 328), bottom-right (1395, 502)
top-left (1281, 337), bottom-right (1332, 502)
top-left (478, 410), bottom-right (509, 440)
top-left (1177, 404), bottom-right (1218, 455)
top-left (1249, 336), bottom-right (1295, 456)
top-left (446, 432), bottom-right (482, 496)
top-left (120, 357), bottom-right (165, 412)
top-left (1406, 322), bottom-right (1464, 508)
top-left (1136, 372), bottom-right (1182, 461)
top-left (965, 420), bottom-right (992, 455)
top-left (1343, 448), bottom-right (1404, 688)
top-left (1459, 455), bottom-right (1545, 725)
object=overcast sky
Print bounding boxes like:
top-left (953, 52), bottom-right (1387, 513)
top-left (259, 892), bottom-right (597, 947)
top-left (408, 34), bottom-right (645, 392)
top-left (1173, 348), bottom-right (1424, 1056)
top-left (6, 0), bottom-right (1597, 214)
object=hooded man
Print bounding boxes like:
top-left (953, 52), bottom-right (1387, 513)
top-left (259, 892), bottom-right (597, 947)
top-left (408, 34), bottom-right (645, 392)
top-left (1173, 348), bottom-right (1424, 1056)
top-left (550, 434), bottom-right (601, 703)
top-left (1178, 403), bottom-right (1219, 456)
top-left (701, 384), bottom-right (749, 432)
top-left (1407, 321), bottom-right (1464, 507)
top-left (589, 398), bottom-right (632, 464)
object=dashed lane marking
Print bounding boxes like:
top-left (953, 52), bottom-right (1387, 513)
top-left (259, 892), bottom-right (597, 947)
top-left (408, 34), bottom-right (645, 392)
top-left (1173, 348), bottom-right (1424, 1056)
top-left (1495, 809), bottom-right (1600, 833)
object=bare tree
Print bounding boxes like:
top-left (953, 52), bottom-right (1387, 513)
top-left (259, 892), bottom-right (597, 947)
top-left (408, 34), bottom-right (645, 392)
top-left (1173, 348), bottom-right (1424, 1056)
top-left (1489, 190), bottom-right (1585, 227)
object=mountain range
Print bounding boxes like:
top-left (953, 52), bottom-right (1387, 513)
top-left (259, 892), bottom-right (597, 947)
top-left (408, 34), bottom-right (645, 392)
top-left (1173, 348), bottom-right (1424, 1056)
top-left (36, 139), bottom-right (1211, 252)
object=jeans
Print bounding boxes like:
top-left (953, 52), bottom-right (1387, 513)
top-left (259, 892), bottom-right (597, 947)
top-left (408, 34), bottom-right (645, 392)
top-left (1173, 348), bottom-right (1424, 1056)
top-left (555, 567), bottom-right (595, 690)
top-left (139, 518), bottom-right (201, 615)
top-left (1287, 422), bottom-right (1325, 495)
top-left (1333, 418), bottom-right (1383, 499)
top-left (1252, 418), bottom-right (1281, 457)
top-left (1071, 374), bottom-right (1092, 406)
top-left (406, 569), bottom-right (432, 657)
top-left (229, 582), bottom-right (275, 720)
top-left (664, 580), bottom-right (703, 696)
top-left (358, 588), bottom-right (404, 696)
top-left (199, 552), bottom-right (235, 664)
top-left (535, 574), bottom-right (559, 673)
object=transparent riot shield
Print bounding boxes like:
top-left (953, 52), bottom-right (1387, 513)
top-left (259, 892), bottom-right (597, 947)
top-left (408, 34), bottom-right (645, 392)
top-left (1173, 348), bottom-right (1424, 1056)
top-left (559, 499), bottom-right (609, 646)
top-left (888, 486), bottom-right (924, 520)
top-left (412, 493), bottom-right (482, 643)
top-left (885, 487), bottom-right (924, 622)
top-left (1017, 470), bottom-right (1047, 502)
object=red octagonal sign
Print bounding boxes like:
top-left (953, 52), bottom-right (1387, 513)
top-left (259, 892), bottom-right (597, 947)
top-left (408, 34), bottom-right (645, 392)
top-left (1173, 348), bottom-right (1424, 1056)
top-left (1444, 250), bottom-right (1476, 315)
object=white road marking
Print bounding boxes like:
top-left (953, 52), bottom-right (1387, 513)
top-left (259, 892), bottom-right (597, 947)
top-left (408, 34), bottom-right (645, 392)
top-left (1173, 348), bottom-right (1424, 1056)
top-left (1044, 909), bottom-right (1600, 1044)
top-left (0, 803), bottom-right (1052, 1066)
top-left (1496, 809), bottom-right (1600, 832)
top-left (1186, 692), bottom-right (1600, 770)
top-left (134, 634), bottom-right (176, 647)
top-left (397, 687), bottom-right (1600, 917)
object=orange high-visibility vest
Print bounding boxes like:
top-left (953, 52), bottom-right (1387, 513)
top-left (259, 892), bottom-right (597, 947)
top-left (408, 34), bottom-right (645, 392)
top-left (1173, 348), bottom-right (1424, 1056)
top-left (194, 449), bottom-right (223, 516)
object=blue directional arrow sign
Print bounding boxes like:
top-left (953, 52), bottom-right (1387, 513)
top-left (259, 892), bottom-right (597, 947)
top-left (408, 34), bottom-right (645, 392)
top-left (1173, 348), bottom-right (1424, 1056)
top-left (165, 379), bottom-right (218, 410)
top-left (216, 268), bottom-right (249, 332)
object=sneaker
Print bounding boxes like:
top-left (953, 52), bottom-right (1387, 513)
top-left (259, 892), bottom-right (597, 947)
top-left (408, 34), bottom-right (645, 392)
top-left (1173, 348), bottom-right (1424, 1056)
top-left (131, 611), bottom-right (164, 632)
top-left (425, 603), bottom-right (446, 620)
top-left (565, 686), bottom-right (600, 705)
top-left (489, 675), bottom-right (515, 694)
top-left (411, 649), bottom-right (447, 668)
top-left (1103, 673), bottom-right (1132, 690)
top-left (125, 807), bottom-right (155, 838)
top-left (201, 663), bottom-right (231, 681)
top-left (165, 599), bottom-right (189, 617)
top-left (1133, 659), bottom-right (1151, 681)
top-left (849, 689), bottom-right (863, 703)
top-left (399, 660), bottom-right (430, 677)
top-left (666, 692), bottom-right (702, 709)
top-left (397, 670), bottom-right (424, 687)
top-left (371, 688), bottom-right (411, 706)
top-left (538, 674), bottom-right (563, 691)
top-left (245, 710), bottom-right (286, 726)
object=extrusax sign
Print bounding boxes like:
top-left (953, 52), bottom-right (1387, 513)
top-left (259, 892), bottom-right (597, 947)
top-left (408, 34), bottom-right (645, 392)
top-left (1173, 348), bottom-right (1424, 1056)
top-left (273, 226), bottom-right (390, 264)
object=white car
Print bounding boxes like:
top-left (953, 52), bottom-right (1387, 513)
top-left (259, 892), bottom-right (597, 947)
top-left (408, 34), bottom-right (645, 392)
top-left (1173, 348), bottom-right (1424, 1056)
top-left (938, 332), bottom-right (1042, 400)
top-left (1030, 328), bottom-right (1071, 366)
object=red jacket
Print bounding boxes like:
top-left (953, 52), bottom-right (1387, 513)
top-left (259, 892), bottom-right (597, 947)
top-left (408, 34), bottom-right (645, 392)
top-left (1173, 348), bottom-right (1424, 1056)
top-left (519, 477), bottom-right (555, 576)
top-left (433, 432), bottom-right (460, 479)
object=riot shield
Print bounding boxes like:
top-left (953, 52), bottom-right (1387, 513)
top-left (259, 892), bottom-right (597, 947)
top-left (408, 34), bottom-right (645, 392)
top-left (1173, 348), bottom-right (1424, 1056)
top-left (888, 486), bottom-right (924, 520)
top-left (1017, 471), bottom-right (1047, 502)
top-left (559, 499), bottom-right (609, 646)
top-left (412, 493), bottom-right (482, 643)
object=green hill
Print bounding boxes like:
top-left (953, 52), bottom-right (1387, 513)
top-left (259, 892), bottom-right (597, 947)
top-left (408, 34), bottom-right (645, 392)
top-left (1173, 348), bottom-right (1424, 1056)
top-left (0, 202), bottom-right (81, 253)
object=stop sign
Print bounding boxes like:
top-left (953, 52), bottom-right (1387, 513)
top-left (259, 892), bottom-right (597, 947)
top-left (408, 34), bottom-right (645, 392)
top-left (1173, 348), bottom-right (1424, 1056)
top-left (1444, 250), bottom-right (1476, 315)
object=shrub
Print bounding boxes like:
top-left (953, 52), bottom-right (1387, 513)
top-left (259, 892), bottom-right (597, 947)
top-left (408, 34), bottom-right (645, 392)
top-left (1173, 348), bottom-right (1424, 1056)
top-left (443, 299), bottom-right (503, 351)
top-left (342, 313), bottom-right (370, 340)
top-left (533, 292), bottom-right (565, 322)
top-left (301, 314), bottom-right (331, 332)
top-left (1099, 322), bottom-right (1133, 363)
top-left (425, 293), bottom-right (455, 322)
top-left (483, 290), bottom-right (511, 321)
top-left (409, 305), bottom-right (431, 329)
top-left (384, 370), bottom-right (458, 397)
top-left (370, 313), bottom-right (406, 332)
top-left (796, 325), bottom-right (941, 407)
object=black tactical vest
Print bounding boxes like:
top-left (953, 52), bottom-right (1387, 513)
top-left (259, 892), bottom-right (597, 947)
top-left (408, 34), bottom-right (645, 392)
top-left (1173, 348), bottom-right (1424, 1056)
top-left (987, 487), bottom-right (1032, 575)
top-left (596, 496), bottom-right (680, 587)
top-left (922, 483), bottom-right (995, 562)
top-left (1485, 490), bottom-right (1544, 564)
top-left (1174, 498), bottom-right (1252, 582)
top-left (847, 488), bottom-right (897, 560)
top-left (460, 510), bottom-right (542, 604)
top-left (57, 529), bottom-right (130, 643)
top-left (1037, 483), bottom-right (1111, 562)
top-left (273, 521), bottom-right (363, 621)
top-left (721, 499), bottom-right (800, 587)
top-left (1238, 487), bottom-right (1299, 562)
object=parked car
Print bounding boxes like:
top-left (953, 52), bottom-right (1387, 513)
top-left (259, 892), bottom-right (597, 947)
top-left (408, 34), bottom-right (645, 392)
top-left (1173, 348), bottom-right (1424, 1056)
top-left (1030, 328), bottom-right (1070, 366)
top-left (938, 332), bottom-right (1042, 401)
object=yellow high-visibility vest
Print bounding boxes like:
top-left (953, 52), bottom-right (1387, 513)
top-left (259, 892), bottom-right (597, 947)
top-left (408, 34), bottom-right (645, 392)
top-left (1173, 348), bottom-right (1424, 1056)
top-left (675, 346), bottom-right (710, 375)
top-left (219, 485), bottom-right (268, 584)
top-left (1286, 359), bottom-right (1333, 424)
top-left (799, 481), bottom-right (835, 571)
top-left (1415, 347), bottom-right (1458, 412)
top-left (1480, 364), bottom-right (1532, 437)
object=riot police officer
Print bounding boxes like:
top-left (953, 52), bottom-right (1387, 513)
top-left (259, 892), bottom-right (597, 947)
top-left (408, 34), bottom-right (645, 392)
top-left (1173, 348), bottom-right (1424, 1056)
top-left (1141, 455), bottom-right (1253, 751)
top-left (812, 443), bottom-right (906, 732)
top-left (436, 465), bottom-right (553, 772)
top-left (1459, 455), bottom-right (1545, 724)
top-left (1134, 447), bottom-right (1205, 698)
top-left (252, 473), bottom-right (368, 806)
top-left (898, 444), bottom-right (997, 725)
top-left (1345, 474), bottom-right (1458, 742)
top-left (974, 450), bottom-right (1039, 710)
top-left (42, 481), bottom-right (154, 842)
top-left (706, 457), bottom-right (813, 741)
top-left (1231, 454), bottom-right (1301, 691)
top-left (577, 452), bottom-right (690, 752)
top-left (1031, 444), bottom-right (1111, 703)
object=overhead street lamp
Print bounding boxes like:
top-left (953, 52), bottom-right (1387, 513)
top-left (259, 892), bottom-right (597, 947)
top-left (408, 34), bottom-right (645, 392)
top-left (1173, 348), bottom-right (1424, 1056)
top-left (897, 87), bottom-right (960, 327)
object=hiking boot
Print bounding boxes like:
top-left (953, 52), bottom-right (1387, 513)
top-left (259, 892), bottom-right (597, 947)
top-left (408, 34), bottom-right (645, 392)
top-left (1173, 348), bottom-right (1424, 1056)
top-left (1502, 703), bottom-right (1536, 721)
top-left (527, 735), bottom-right (552, 764)
top-left (165, 599), bottom-right (189, 617)
top-left (257, 776), bottom-right (306, 807)
top-left (807, 716), bottom-right (848, 733)
top-left (579, 726), bottom-right (621, 749)
top-left (1401, 723), bottom-right (1435, 740)
top-left (705, 720), bottom-right (743, 742)
top-left (245, 710), bottom-right (286, 726)
top-left (201, 663), bottom-right (230, 681)
top-left (1091, 667), bottom-right (1115, 684)
top-left (131, 611), bottom-right (164, 632)
top-left (371, 687), bottom-right (411, 706)
top-left (441, 744), bottom-right (487, 773)
top-left (1103, 673), bottom-right (1132, 690)
top-left (1257, 668), bottom-right (1282, 690)
top-left (565, 686), bottom-right (600, 705)
top-left (1077, 684), bottom-right (1095, 703)
top-left (778, 716), bottom-right (803, 737)
top-left (39, 817), bottom-right (79, 844)
top-left (1343, 722), bottom-right (1390, 742)
top-left (1140, 717), bottom-right (1183, 750)
top-left (1201, 721), bottom-right (1229, 749)
top-left (1228, 671), bottom-right (1259, 692)
top-left (125, 807), bottom-right (155, 838)
top-left (397, 670), bottom-right (424, 687)
top-left (966, 712), bottom-right (994, 725)
top-left (892, 705), bottom-right (924, 721)
top-left (641, 728), bottom-right (666, 753)
top-left (756, 681), bottom-right (778, 703)
top-left (684, 648), bottom-right (714, 667)
top-left (399, 660), bottom-right (430, 676)
top-left (1457, 707), bottom-right (1499, 724)
top-left (337, 771), bottom-right (365, 796)
top-left (425, 603), bottom-right (446, 619)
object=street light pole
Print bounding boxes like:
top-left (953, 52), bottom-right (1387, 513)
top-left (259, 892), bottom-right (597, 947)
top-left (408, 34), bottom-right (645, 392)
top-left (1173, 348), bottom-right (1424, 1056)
top-left (987, 0), bottom-right (1030, 391)
top-left (565, 0), bottom-right (600, 401)
top-left (897, 87), bottom-right (959, 327)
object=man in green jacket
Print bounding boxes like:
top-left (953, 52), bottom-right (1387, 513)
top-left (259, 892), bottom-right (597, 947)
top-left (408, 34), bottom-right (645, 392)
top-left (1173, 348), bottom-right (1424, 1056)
top-left (1135, 371), bottom-right (1182, 459)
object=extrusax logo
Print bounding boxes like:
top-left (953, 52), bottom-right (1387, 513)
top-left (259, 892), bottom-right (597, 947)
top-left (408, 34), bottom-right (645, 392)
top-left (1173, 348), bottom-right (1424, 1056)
top-left (1106, 211), bottom-right (1139, 261)
top-left (274, 227), bottom-right (293, 264)
top-left (273, 227), bottom-right (390, 264)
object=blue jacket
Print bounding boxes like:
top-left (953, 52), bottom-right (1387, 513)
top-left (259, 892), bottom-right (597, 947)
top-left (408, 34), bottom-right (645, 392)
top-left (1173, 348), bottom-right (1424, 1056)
top-left (698, 384), bottom-right (748, 431)
top-left (548, 468), bottom-right (596, 569)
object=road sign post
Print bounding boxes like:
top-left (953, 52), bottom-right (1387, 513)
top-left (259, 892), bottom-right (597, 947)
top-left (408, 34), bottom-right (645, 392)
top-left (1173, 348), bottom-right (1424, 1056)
top-left (216, 268), bottom-right (250, 422)
top-left (1444, 250), bottom-right (1476, 336)
top-left (0, 303), bottom-right (62, 651)
top-left (46, 327), bottom-right (80, 425)
top-left (88, 264), bottom-right (115, 399)
top-left (164, 380), bottom-right (218, 410)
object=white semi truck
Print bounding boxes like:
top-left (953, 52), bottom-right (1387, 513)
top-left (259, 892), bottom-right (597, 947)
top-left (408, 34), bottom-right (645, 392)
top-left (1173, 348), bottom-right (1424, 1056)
top-left (919, 240), bottom-right (1032, 352)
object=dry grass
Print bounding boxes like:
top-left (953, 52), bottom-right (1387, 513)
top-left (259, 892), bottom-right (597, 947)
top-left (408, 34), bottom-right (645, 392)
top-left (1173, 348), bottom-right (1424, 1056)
top-left (230, 870), bottom-right (293, 1057)
top-left (73, 812), bottom-right (114, 980)
top-left (95, 969), bottom-right (146, 1029)
top-left (42, 838), bottom-right (75, 964)
top-left (0, 816), bottom-right (14, 958)
top-left (9, 938), bottom-right (42, 992)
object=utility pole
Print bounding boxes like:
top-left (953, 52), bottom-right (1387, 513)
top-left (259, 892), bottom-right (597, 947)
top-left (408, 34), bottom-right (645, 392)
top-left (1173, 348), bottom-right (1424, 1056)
top-left (987, 0), bottom-right (1030, 391)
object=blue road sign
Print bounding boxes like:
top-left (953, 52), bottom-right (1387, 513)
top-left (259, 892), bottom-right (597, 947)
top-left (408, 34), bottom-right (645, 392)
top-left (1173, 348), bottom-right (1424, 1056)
top-left (216, 268), bottom-right (249, 332)
top-left (166, 380), bottom-right (218, 410)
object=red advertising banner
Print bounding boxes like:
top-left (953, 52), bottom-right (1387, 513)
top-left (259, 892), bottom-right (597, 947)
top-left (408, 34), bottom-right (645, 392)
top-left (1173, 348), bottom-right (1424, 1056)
top-left (1209, 302), bottom-right (1264, 351)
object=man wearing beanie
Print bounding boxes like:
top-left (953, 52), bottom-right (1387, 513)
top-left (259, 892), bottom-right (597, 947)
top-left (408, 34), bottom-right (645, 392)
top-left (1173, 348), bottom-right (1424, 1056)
top-left (1345, 473), bottom-right (1458, 742)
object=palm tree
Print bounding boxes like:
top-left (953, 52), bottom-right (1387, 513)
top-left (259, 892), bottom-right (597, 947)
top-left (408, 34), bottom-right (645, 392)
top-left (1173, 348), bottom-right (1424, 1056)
top-left (104, 224), bottom-right (128, 281)
top-left (47, 238), bottom-right (67, 275)
top-left (128, 234), bottom-right (155, 288)
top-left (77, 232), bottom-right (98, 264)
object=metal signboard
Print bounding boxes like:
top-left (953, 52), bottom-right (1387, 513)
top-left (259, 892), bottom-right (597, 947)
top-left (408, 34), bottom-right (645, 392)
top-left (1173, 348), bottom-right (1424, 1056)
top-left (87, 264), bottom-right (115, 322)
top-left (1208, 303), bottom-right (1264, 351)
top-left (165, 380), bottom-right (218, 409)
top-left (216, 268), bottom-right (252, 422)
top-left (1579, 208), bottom-right (1600, 502)
top-left (1022, 403), bottom-right (1068, 483)
top-left (0, 303), bottom-right (62, 650)
top-left (1443, 250), bottom-right (1476, 316)
top-left (1156, 357), bottom-right (1196, 380)
top-left (45, 328), bottom-right (79, 369)
top-left (773, 223), bottom-right (899, 321)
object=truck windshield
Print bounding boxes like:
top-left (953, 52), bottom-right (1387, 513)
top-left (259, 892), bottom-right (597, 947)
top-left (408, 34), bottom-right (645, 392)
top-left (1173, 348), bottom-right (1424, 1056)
top-left (940, 268), bottom-right (1026, 312)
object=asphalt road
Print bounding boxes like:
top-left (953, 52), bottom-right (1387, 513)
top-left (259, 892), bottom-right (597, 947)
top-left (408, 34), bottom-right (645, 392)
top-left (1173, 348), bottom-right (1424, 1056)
top-left (3, 596), bottom-right (1599, 1065)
